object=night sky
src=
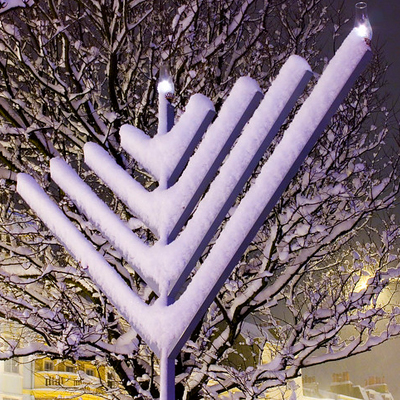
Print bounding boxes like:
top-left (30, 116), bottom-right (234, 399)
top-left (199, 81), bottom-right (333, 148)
top-left (366, 0), bottom-right (400, 96)
top-left (305, 1), bottom-right (400, 398)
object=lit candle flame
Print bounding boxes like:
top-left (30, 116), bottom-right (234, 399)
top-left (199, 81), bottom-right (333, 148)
top-left (354, 2), bottom-right (372, 40)
top-left (157, 66), bottom-right (174, 95)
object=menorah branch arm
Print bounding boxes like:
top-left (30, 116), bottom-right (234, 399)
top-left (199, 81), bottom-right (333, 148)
top-left (167, 55), bottom-right (313, 298)
top-left (16, 174), bottom-right (157, 351)
top-left (120, 93), bottom-right (215, 186)
top-left (84, 142), bottom-right (162, 235)
top-left (167, 32), bottom-right (372, 359)
top-left (49, 157), bottom-right (162, 295)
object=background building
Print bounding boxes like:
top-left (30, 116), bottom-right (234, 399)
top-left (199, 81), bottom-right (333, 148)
top-left (303, 371), bottom-right (394, 400)
top-left (0, 357), bottom-right (113, 400)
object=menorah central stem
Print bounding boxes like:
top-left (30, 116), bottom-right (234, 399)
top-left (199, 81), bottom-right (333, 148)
top-left (160, 353), bottom-right (175, 400)
top-left (158, 92), bottom-right (174, 136)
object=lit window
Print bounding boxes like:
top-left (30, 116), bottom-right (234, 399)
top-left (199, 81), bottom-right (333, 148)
top-left (107, 372), bottom-right (114, 388)
top-left (4, 359), bottom-right (19, 374)
top-left (44, 361), bottom-right (54, 371)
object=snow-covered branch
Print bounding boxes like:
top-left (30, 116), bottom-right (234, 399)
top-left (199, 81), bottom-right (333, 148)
top-left (0, 1), bottom-right (399, 399)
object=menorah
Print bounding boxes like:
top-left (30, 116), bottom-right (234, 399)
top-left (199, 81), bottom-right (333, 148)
top-left (17, 30), bottom-right (371, 399)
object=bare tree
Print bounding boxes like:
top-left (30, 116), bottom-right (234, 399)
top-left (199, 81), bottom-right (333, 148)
top-left (0, 0), bottom-right (399, 399)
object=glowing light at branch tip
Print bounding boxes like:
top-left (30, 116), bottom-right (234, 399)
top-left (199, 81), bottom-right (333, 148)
top-left (158, 79), bottom-right (174, 94)
top-left (354, 2), bottom-right (372, 41)
top-left (157, 66), bottom-right (174, 95)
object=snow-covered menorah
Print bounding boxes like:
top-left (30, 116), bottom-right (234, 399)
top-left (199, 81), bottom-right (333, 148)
top-left (17, 30), bottom-right (371, 399)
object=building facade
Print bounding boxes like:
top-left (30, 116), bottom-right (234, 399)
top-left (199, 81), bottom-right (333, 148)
top-left (0, 358), bottom-right (112, 400)
top-left (303, 372), bottom-right (395, 400)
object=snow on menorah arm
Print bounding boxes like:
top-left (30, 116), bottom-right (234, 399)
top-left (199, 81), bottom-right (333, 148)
top-left (160, 29), bottom-right (372, 357)
top-left (162, 55), bottom-right (312, 295)
top-left (49, 158), bottom-right (163, 294)
top-left (15, 173), bottom-right (156, 348)
top-left (82, 56), bottom-right (311, 295)
top-left (120, 94), bottom-right (215, 187)
top-left (83, 143), bottom-right (163, 236)
top-left (158, 76), bottom-right (263, 240)
top-left (14, 29), bottom-right (373, 388)
top-left (86, 78), bottom-right (263, 240)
